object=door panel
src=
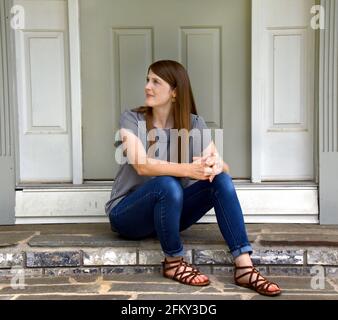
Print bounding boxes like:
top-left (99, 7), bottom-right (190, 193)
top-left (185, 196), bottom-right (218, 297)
top-left (14, 0), bottom-right (72, 182)
top-left (260, 0), bottom-right (315, 180)
top-left (80, 0), bottom-right (251, 180)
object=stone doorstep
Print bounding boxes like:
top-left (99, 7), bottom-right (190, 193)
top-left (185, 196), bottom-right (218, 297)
top-left (1, 247), bottom-right (338, 278)
top-left (1, 223), bottom-right (338, 277)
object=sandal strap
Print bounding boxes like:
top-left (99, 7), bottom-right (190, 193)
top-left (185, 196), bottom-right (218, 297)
top-left (162, 257), bottom-right (204, 285)
top-left (235, 265), bottom-right (280, 291)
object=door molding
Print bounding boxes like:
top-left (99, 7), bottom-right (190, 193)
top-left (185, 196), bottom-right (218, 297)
top-left (251, 0), bottom-right (263, 183)
top-left (319, 0), bottom-right (338, 224)
top-left (68, 0), bottom-right (83, 184)
top-left (0, 0), bottom-right (15, 224)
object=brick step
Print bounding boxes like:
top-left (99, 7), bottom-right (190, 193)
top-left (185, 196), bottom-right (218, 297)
top-left (1, 223), bottom-right (338, 279)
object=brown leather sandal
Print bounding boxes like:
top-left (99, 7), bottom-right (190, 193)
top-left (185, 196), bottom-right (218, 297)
top-left (234, 265), bottom-right (281, 297)
top-left (162, 256), bottom-right (210, 286)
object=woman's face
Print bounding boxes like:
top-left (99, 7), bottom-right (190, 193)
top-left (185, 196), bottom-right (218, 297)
top-left (145, 69), bottom-right (176, 108)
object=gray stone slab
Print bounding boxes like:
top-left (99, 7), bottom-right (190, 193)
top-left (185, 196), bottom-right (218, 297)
top-left (0, 232), bottom-right (35, 247)
top-left (194, 250), bottom-right (233, 264)
top-left (212, 266), bottom-right (268, 276)
top-left (251, 249), bottom-right (304, 265)
top-left (307, 249), bottom-right (338, 265)
top-left (0, 252), bottom-right (24, 268)
top-left (109, 282), bottom-right (204, 293)
top-left (137, 294), bottom-right (242, 300)
top-left (83, 248), bottom-right (137, 266)
top-left (268, 266), bottom-right (313, 276)
top-left (16, 294), bottom-right (131, 300)
top-left (198, 286), bottom-right (223, 293)
top-left (260, 233), bottom-right (338, 246)
top-left (26, 251), bottom-right (81, 267)
top-left (69, 275), bottom-right (100, 283)
top-left (325, 267), bottom-right (338, 278)
top-left (0, 296), bottom-right (13, 300)
top-left (213, 275), bottom-right (336, 294)
top-left (0, 284), bottom-right (100, 295)
top-left (102, 266), bottom-right (161, 276)
top-left (180, 224), bottom-right (257, 244)
top-left (0, 223), bottom-right (112, 234)
top-left (0, 276), bottom-right (71, 286)
top-left (44, 268), bottom-right (100, 277)
top-left (260, 223), bottom-right (338, 234)
top-left (138, 249), bottom-right (192, 265)
top-left (0, 268), bottom-right (43, 278)
top-left (251, 293), bottom-right (338, 300)
top-left (102, 273), bottom-right (170, 283)
top-left (28, 234), bottom-right (140, 247)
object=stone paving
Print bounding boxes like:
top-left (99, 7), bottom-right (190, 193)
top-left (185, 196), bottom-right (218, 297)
top-left (0, 223), bottom-right (338, 299)
top-left (0, 273), bottom-right (337, 300)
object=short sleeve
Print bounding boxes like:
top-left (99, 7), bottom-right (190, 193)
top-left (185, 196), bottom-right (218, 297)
top-left (194, 115), bottom-right (208, 131)
top-left (114, 110), bottom-right (145, 148)
top-left (119, 110), bottom-right (139, 136)
top-left (193, 115), bottom-right (213, 149)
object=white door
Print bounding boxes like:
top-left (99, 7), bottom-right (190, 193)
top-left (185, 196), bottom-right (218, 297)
top-left (253, 0), bottom-right (316, 181)
top-left (13, 0), bottom-right (72, 183)
top-left (80, 0), bottom-right (250, 180)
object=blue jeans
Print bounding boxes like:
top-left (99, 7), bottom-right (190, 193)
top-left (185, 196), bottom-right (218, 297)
top-left (108, 172), bottom-right (253, 259)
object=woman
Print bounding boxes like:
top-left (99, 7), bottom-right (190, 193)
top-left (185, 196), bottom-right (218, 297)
top-left (105, 60), bottom-right (281, 297)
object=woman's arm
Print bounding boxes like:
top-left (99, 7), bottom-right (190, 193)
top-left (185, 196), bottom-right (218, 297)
top-left (119, 128), bottom-right (191, 178)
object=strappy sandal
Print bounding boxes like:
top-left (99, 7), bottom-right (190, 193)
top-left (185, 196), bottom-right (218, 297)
top-left (161, 256), bottom-right (210, 286)
top-left (234, 265), bottom-right (281, 297)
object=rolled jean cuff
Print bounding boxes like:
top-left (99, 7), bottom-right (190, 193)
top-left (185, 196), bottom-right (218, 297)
top-left (231, 244), bottom-right (253, 259)
top-left (163, 247), bottom-right (185, 258)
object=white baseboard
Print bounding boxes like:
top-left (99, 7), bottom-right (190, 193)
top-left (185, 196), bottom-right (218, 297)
top-left (15, 183), bottom-right (319, 224)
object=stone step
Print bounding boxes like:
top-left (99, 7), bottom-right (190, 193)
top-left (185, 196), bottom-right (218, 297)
top-left (1, 223), bottom-right (338, 279)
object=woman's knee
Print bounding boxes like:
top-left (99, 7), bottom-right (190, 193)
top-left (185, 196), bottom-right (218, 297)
top-left (212, 172), bottom-right (235, 193)
top-left (153, 176), bottom-right (183, 202)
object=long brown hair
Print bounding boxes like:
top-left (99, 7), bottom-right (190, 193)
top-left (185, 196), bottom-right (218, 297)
top-left (132, 60), bottom-right (198, 163)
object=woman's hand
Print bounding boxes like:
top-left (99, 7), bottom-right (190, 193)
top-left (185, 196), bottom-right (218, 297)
top-left (189, 156), bottom-right (215, 181)
top-left (192, 152), bottom-right (228, 182)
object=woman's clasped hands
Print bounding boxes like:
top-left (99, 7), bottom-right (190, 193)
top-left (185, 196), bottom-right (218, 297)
top-left (191, 152), bottom-right (229, 182)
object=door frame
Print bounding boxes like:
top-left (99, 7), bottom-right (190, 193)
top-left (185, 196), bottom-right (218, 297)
top-left (12, 0), bottom-right (322, 225)
top-left (69, 0), bottom-right (320, 185)
top-left (68, 0), bottom-right (83, 185)
top-left (251, 0), bottom-right (319, 183)
top-left (0, 0), bottom-right (15, 224)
